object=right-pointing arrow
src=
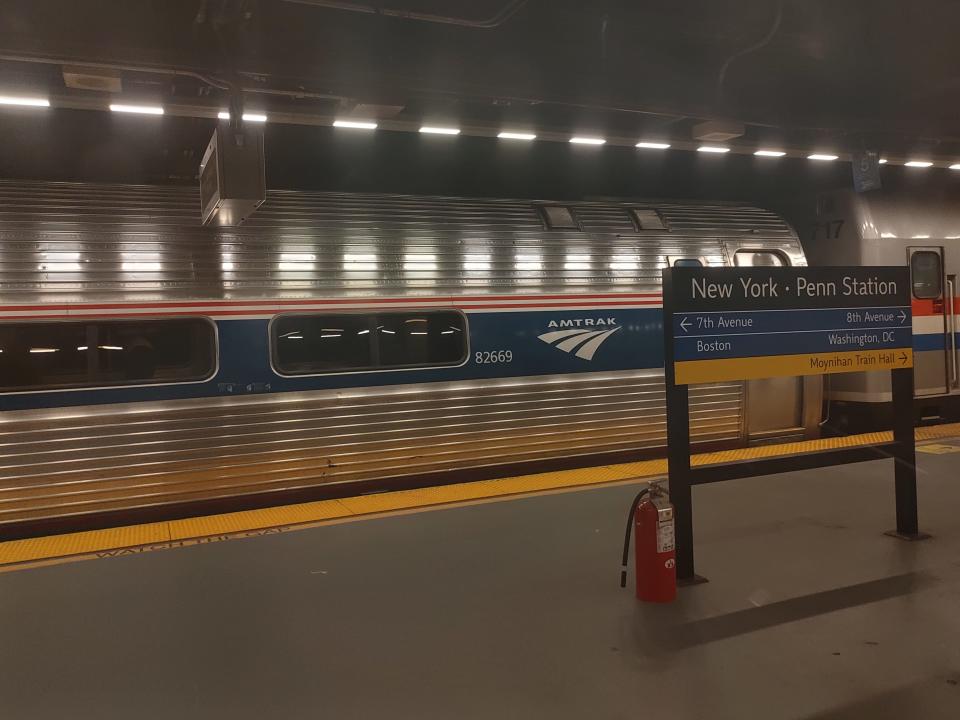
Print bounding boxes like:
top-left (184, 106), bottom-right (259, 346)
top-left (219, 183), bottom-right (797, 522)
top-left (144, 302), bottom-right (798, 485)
top-left (899, 352), bottom-right (908, 363)
top-left (898, 310), bottom-right (908, 324)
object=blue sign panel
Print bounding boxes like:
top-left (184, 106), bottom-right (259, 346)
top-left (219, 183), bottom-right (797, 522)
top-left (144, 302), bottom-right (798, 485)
top-left (666, 267), bottom-right (913, 384)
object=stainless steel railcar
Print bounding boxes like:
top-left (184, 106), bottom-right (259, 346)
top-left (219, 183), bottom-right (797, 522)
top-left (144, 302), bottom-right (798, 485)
top-left (810, 189), bottom-right (960, 428)
top-left (0, 181), bottom-right (817, 537)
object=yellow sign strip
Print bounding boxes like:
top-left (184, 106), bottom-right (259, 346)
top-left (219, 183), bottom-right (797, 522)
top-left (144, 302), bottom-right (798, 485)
top-left (675, 348), bottom-right (913, 384)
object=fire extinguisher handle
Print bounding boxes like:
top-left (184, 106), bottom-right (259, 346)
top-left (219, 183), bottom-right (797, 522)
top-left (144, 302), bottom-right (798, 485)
top-left (619, 486), bottom-right (650, 588)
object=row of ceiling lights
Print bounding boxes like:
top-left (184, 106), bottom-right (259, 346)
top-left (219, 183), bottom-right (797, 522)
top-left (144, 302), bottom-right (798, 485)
top-left (2, 92), bottom-right (958, 169)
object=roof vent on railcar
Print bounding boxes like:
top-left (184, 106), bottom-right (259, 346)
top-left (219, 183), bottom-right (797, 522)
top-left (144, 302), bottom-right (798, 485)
top-left (538, 205), bottom-right (582, 231)
top-left (628, 208), bottom-right (669, 231)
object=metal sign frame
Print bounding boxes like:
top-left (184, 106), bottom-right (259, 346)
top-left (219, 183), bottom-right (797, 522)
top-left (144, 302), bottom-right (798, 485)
top-left (661, 266), bottom-right (928, 583)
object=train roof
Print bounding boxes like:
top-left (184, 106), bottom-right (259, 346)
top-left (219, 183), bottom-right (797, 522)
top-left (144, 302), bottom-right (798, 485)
top-left (0, 180), bottom-right (803, 303)
top-left (824, 189), bottom-right (960, 241)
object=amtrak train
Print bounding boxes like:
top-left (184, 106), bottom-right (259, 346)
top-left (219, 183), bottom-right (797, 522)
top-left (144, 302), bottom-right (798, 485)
top-left (0, 180), bottom-right (820, 536)
top-left (810, 189), bottom-right (960, 429)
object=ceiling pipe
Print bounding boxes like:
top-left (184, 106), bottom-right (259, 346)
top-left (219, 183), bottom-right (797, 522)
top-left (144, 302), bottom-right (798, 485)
top-left (1, 49), bottom-right (957, 142)
top-left (279, 0), bottom-right (528, 28)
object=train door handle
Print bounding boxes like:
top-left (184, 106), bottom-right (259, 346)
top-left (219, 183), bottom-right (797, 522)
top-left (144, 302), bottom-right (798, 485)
top-left (948, 279), bottom-right (958, 387)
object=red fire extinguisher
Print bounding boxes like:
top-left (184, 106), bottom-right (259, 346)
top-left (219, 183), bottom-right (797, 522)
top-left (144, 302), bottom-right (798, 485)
top-left (620, 480), bottom-right (677, 603)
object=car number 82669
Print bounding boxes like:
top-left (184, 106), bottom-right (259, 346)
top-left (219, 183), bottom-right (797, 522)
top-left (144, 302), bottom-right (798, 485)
top-left (475, 350), bottom-right (513, 364)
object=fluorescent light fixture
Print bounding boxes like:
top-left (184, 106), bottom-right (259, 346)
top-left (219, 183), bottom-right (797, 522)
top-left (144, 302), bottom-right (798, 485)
top-left (110, 103), bottom-right (164, 115)
top-left (0, 95), bottom-right (50, 108)
top-left (570, 136), bottom-right (605, 145)
top-left (905, 160), bottom-right (933, 168)
top-left (636, 142), bottom-right (670, 150)
top-left (498, 131), bottom-right (537, 140)
top-left (754, 149), bottom-right (786, 157)
top-left (29, 348), bottom-right (59, 354)
top-left (403, 253), bottom-right (437, 271)
top-left (333, 119), bottom-right (378, 130)
top-left (879, 158), bottom-right (889, 164)
top-left (950, 164), bottom-right (960, 170)
top-left (217, 111), bottom-right (267, 122)
top-left (697, 145), bottom-right (730, 153)
top-left (419, 126), bottom-right (460, 135)
top-left (76, 346), bottom-right (88, 351)
top-left (808, 154), bottom-right (839, 161)
top-left (98, 345), bottom-right (124, 351)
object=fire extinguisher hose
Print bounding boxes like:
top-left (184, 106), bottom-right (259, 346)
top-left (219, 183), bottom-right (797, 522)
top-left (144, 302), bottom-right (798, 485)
top-left (618, 486), bottom-right (650, 588)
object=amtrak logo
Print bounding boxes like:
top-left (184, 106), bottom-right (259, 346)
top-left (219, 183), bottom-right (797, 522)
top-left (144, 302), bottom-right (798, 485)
top-left (537, 317), bottom-right (621, 361)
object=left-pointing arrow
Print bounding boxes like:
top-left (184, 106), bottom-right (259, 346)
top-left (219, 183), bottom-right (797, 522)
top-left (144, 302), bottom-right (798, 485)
top-left (680, 317), bottom-right (691, 332)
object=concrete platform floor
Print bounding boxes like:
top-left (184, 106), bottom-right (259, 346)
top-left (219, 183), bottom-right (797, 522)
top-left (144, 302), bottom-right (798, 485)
top-left (1, 449), bottom-right (960, 719)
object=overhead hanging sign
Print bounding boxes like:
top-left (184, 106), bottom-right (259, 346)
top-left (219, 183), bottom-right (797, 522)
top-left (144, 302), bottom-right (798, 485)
top-left (664, 266), bottom-right (912, 384)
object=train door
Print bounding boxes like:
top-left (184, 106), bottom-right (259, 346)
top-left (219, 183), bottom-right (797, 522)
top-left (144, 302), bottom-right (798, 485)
top-left (908, 247), bottom-right (947, 397)
top-left (726, 246), bottom-right (811, 441)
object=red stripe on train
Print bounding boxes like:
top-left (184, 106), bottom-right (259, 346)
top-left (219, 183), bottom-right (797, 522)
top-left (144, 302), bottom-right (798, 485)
top-left (911, 298), bottom-right (960, 317)
top-left (0, 300), bottom-right (663, 320)
top-left (0, 292), bottom-right (664, 313)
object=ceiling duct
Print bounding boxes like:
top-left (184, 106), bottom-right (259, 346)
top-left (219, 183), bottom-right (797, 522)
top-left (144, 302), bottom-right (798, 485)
top-left (62, 65), bottom-right (122, 93)
top-left (692, 120), bottom-right (745, 142)
top-left (199, 123), bottom-right (266, 226)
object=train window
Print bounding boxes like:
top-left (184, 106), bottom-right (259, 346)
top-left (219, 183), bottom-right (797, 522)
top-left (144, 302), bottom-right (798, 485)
top-left (672, 258), bottom-right (702, 267)
top-left (910, 251), bottom-right (942, 299)
top-left (734, 250), bottom-right (786, 267)
top-left (272, 311), bottom-right (467, 375)
top-left (540, 205), bottom-right (580, 230)
top-left (0, 318), bottom-right (216, 393)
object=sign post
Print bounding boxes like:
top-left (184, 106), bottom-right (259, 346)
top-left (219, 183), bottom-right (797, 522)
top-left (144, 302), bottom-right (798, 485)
top-left (662, 266), bottom-right (926, 582)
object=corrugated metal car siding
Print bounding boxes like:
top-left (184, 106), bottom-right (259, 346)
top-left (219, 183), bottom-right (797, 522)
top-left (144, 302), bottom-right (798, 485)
top-left (0, 182), bottom-right (804, 526)
top-left (0, 373), bottom-right (742, 523)
top-left (0, 182), bottom-right (796, 302)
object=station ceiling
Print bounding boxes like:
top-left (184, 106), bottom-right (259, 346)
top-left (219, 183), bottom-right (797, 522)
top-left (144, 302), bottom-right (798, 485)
top-left (2, 0), bottom-right (960, 159)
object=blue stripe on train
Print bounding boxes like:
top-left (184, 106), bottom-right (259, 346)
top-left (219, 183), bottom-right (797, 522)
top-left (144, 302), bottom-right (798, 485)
top-left (4, 310), bottom-right (955, 413)
top-left (1, 308), bottom-right (665, 411)
top-left (913, 332), bottom-right (956, 352)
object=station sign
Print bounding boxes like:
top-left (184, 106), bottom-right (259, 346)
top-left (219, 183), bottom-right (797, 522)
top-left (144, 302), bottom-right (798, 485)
top-left (666, 266), bottom-right (912, 384)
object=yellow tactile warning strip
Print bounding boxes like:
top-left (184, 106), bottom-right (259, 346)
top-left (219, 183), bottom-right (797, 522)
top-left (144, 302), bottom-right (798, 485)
top-left (1, 422), bottom-right (959, 572)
